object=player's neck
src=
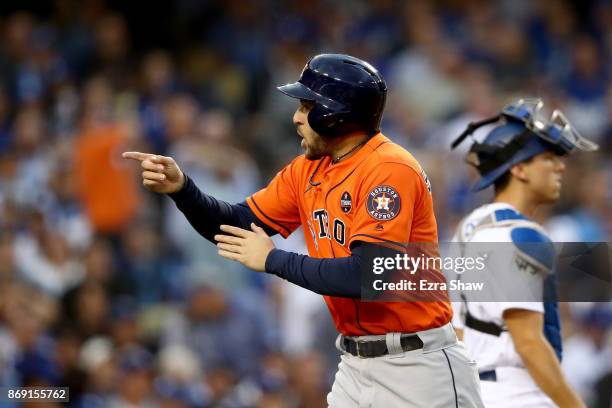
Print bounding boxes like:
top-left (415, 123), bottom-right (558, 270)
top-left (329, 133), bottom-right (370, 164)
top-left (493, 185), bottom-right (539, 218)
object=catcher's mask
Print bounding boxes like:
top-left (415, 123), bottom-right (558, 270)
top-left (451, 98), bottom-right (599, 191)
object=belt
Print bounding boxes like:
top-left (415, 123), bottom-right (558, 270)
top-left (465, 310), bottom-right (506, 337)
top-left (479, 370), bottom-right (497, 382)
top-left (342, 335), bottom-right (424, 358)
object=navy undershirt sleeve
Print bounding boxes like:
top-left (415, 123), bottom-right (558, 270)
top-left (265, 244), bottom-right (366, 298)
top-left (169, 175), bottom-right (389, 299)
top-left (167, 174), bottom-right (278, 242)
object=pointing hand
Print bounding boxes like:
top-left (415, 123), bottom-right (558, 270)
top-left (122, 151), bottom-right (185, 194)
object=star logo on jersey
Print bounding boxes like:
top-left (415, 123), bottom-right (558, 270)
top-left (375, 195), bottom-right (391, 210)
top-left (366, 185), bottom-right (401, 221)
top-left (340, 191), bottom-right (352, 213)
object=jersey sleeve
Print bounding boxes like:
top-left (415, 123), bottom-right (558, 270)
top-left (510, 224), bottom-right (555, 274)
top-left (348, 162), bottom-right (430, 248)
top-left (497, 224), bottom-right (554, 314)
top-left (246, 158), bottom-right (302, 238)
top-left (470, 227), bottom-right (550, 312)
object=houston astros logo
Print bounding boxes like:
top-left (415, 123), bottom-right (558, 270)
top-left (340, 191), bottom-right (352, 213)
top-left (375, 195), bottom-right (391, 210)
top-left (367, 185), bottom-right (401, 220)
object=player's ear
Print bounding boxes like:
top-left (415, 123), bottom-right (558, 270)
top-left (510, 162), bottom-right (529, 182)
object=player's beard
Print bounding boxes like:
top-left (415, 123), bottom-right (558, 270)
top-left (302, 136), bottom-right (328, 160)
top-left (305, 146), bottom-right (325, 160)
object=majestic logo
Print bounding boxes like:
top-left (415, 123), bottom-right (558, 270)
top-left (366, 185), bottom-right (401, 221)
top-left (421, 168), bottom-right (432, 193)
top-left (340, 191), bottom-right (352, 213)
top-left (307, 219), bottom-right (319, 251)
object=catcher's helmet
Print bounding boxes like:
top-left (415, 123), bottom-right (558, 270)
top-left (451, 98), bottom-right (598, 191)
top-left (277, 54), bottom-right (387, 137)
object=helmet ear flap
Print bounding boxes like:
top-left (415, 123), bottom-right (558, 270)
top-left (308, 104), bottom-right (362, 137)
top-left (306, 104), bottom-right (329, 135)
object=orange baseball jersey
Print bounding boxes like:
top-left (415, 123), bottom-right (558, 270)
top-left (247, 133), bottom-right (452, 336)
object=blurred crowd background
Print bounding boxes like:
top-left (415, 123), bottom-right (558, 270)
top-left (0, 0), bottom-right (611, 407)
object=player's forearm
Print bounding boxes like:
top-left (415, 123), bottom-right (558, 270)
top-left (517, 337), bottom-right (585, 408)
top-left (454, 328), bottom-right (464, 341)
top-left (168, 174), bottom-right (277, 242)
top-left (265, 247), bottom-right (362, 297)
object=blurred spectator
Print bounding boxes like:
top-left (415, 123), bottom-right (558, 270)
top-left (73, 75), bottom-right (140, 237)
top-left (561, 35), bottom-right (609, 140)
top-left (164, 104), bottom-right (261, 290)
top-left (62, 281), bottom-right (109, 338)
top-left (14, 210), bottom-right (83, 297)
top-left (388, 2), bottom-right (463, 124)
top-left (562, 304), bottom-right (612, 404)
top-left (53, 325), bottom-right (85, 397)
top-left (116, 220), bottom-right (185, 304)
top-left (0, 89), bottom-right (12, 152)
top-left (0, 283), bottom-right (59, 387)
top-left (107, 346), bottom-right (156, 408)
top-left (45, 156), bottom-right (93, 251)
top-left (9, 106), bottom-right (53, 209)
top-left (526, 0), bottom-right (575, 80)
top-left (161, 286), bottom-right (277, 379)
top-left (0, 230), bottom-right (16, 286)
top-left (92, 12), bottom-right (132, 88)
top-left (108, 296), bottom-right (142, 351)
top-left (138, 49), bottom-right (180, 154)
top-left (489, 20), bottom-right (535, 91)
top-left (154, 344), bottom-right (208, 407)
top-left (74, 336), bottom-right (116, 408)
top-left (287, 352), bottom-right (328, 407)
top-left (80, 236), bottom-right (116, 286)
top-left (547, 164), bottom-right (612, 241)
top-left (205, 0), bottom-right (270, 114)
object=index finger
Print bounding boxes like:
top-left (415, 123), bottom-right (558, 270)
top-left (220, 225), bottom-right (251, 238)
top-left (122, 151), bottom-right (154, 162)
top-left (150, 155), bottom-right (174, 165)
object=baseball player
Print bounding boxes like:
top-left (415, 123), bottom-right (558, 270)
top-left (450, 99), bottom-right (597, 408)
top-left (124, 54), bottom-right (483, 407)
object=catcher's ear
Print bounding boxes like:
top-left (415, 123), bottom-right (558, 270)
top-left (510, 162), bottom-right (529, 182)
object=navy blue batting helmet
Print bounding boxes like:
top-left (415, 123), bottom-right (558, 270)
top-left (277, 54), bottom-right (387, 137)
top-left (451, 98), bottom-right (598, 191)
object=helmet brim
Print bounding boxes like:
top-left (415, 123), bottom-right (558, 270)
top-left (277, 82), bottom-right (344, 110)
top-left (472, 164), bottom-right (511, 191)
top-left (472, 137), bottom-right (556, 191)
